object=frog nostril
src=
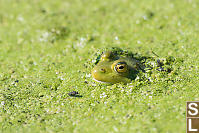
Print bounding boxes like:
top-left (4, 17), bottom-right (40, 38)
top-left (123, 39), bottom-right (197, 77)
top-left (100, 68), bottom-right (106, 73)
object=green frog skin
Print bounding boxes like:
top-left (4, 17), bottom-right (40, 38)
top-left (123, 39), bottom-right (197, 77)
top-left (91, 51), bottom-right (143, 84)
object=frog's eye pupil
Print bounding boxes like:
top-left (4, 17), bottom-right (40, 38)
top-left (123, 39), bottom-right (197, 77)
top-left (119, 66), bottom-right (124, 69)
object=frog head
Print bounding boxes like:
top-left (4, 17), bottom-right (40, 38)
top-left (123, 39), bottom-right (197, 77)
top-left (91, 51), bottom-right (142, 84)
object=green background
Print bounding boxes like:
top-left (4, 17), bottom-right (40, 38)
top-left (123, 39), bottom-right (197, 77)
top-left (0, 0), bottom-right (199, 132)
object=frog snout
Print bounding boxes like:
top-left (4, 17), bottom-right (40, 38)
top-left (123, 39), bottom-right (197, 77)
top-left (91, 67), bottom-right (106, 78)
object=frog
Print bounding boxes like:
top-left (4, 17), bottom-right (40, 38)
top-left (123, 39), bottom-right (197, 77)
top-left (91, 49), bottom-right (144, 84)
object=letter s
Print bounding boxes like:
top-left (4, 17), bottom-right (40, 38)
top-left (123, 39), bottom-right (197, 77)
top-left (188, 103), bottom-right (198, 116)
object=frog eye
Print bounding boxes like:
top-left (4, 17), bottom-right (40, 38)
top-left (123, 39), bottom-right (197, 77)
top-left (114, 62), bottom-right (128, 73)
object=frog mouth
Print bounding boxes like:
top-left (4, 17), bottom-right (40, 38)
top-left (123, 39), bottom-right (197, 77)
top-left (92, 77), bottom-right (112, 84)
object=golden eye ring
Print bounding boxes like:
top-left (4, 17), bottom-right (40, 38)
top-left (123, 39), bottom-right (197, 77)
top-left (114, 62), bottom-right (128, 73)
